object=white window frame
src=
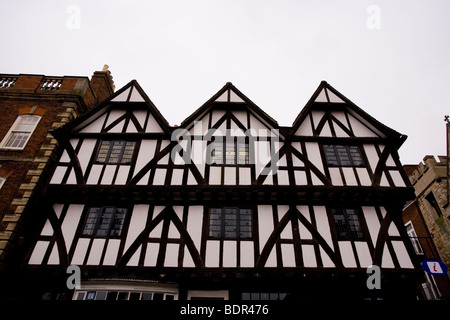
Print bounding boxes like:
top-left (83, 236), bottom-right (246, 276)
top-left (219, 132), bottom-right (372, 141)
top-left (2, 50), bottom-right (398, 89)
top-left (0, 115), bottom-right (41, 150)
top-left (405, 221), bottom-right (424, 255)
top-left (187, 290), bottom-right (229, 300)
top-left (0, 177), bottom-right (5, 189)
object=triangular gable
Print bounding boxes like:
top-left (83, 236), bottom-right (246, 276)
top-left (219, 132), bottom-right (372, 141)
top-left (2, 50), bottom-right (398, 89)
top-left (53, 80), bottom-right (171, 136)
top-left (293, 81), bottom-right (404, 141)
top-left (181, 82), bottom-right (278, 132)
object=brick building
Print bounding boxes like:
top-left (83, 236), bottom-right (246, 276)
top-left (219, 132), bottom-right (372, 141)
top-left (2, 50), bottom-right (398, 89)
top-left (0, 67), bottom-right (115, 280)
top-left (403, 156), bottom-right (450, 299)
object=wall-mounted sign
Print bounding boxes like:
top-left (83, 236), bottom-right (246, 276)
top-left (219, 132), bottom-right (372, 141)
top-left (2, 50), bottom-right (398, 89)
top-left (422, 259), bottom-right (448, 276)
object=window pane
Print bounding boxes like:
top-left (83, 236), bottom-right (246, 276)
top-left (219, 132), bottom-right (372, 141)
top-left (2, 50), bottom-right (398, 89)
top-left (336, 146), bottom-right (351, 166)
top-left (121, 142), bottom-right (136, 163)
top-left (82, 207), bottom-right (100, 236)
top-left (96, 207), bottom-right (114, 236)
top-left (129, 292), bottom-right (140, 300)
top-left (225, 141), bottom-right (236, 164)
top-left (210, 142), bottom-right (223, 164)
top-left (106, 291), bottom-right (118, 300)
top-left (96, 141), bottom-right (111, 162)
top-left (346, 209), bottom-right (364, 239)
top-left (96, 140), bottom-right (135, 164)
top-left (6, 132), bottom-right (30, 148)
top-left (110, 208), bottom-right (127, 236)
top-left (237, 142), bottom-right (249, 164)
top-left (332, 208), bottom-right (364, 240)
top-left (141, 293), bottom-right (153, 300)
top-left (349, 146), bottom-right (364, 166)
top-left (324, 145), bottom-right (364, 167)
top-left (153, 293), bottom-right (164, 301)
top-left (15, 116), bottom-right (39, 131)
top-left (324, 145), bottom-right (339, 166)
top-left (332, 209), bottom-right (349, 239)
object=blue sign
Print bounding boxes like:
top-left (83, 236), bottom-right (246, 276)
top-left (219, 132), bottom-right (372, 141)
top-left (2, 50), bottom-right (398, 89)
top-left (422, 259), bottom-right (448, 276)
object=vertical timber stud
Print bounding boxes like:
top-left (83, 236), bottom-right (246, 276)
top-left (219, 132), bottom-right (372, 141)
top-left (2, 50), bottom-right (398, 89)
top-left (446, 115), bottom-right (450, 205)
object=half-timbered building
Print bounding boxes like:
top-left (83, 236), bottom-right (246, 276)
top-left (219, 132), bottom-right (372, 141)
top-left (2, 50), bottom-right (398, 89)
top-left (23, 80), bottom-right (423, 300)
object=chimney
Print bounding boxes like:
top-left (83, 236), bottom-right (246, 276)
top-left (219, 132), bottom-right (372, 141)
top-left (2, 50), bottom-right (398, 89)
top-left (90, 64), bottom-right (115, 103)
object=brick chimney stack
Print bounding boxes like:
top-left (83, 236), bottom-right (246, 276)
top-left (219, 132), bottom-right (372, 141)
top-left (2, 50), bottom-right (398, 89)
top-left (90, 64), bottom-right (115, 104)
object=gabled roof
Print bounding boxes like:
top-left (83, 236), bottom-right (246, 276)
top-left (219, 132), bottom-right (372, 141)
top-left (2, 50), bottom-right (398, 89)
top-left (51, 80), bottom-right (171, 136)
top-left (180, 82), bottom-right (278, 129)
top-left (292, 81), bottom-right (405, 140)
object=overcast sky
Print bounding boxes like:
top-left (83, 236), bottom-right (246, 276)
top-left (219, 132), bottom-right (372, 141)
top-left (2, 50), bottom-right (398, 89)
top-left (1, 0), bottom-right (449, 165)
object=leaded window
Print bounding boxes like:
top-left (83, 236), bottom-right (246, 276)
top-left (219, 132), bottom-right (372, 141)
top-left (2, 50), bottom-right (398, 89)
top-left (323, 145), bottom-right (364, 167)
top-left (82, 206), bottom-right (127, 237)
top-left (95, 140), bottom-right (136, 164)
top-left (208, 207), bottom-right (252, 239)
top-left (331, 208), bottom-right (365, 240)
top-left (210, 140), bottom-right (249, 165)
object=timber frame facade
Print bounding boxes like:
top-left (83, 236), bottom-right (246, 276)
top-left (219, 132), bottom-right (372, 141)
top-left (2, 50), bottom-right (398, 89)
top-left (20, 80), bottom-right (423, 300)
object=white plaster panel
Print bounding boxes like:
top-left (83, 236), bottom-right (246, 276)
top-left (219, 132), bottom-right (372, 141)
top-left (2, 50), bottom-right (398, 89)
top-left (187, 206), bottom-right (203, 249)
top-left (164, 243), bottom-right (179, 267)
top-left (257, 205), bottom-right (274, 247)
top-left (61, 204), bottom-right (84, 250)
top-left (239, 167), bottom-right (251, 185)
top-left (144, 243), bottom-right (159, 267)
top-left (79, 114), bottom-right (107, 133)
top-left (362, 206), bottom-right (380, 244)
top-left (295, 115), bottom-right (313, 136)
top-left (124, 205), bottom-right (149, 252)
top-left (205, 241), bottom-right (220, 267)
top-left (50, 166), bottom-right (67, 184)
top-left (145, 114), bottom-right (164, 133)
top-left (171, 168), bottom-right (184, 185)
top-left (305, 142), bottom-right (324, 174)
top-left (209, 166), bottom-right (222, 185)
top-left (329, 167), bottom-right (343, 186)
top-left (153, 168), bottom-right (167, 185)
top-left (127, 245), bottom-right (141, 266)
top-left (382, 244), bottom-right (395, 268)
top-left (339, 241), bottom-right (357, 267)
top-left (355, 242), bottom-right (372, 268)
top-left (342, 167), bottom-right (357, 186)
top-left (28, 241), bottom-right (49, 265)
top-left (87, 239), bottom-right (106, 265)
top-left (78, 139), bottom-right (96, 173)
top-left (392, 241), bottom-right (414, 268)
top-left (294, 170), bottom-right (307, 185)
top-left (390, 170), bottom-right (406, 187)
top-left (103, 239), bottom-right (120, 265)
top-left (223, 241), bottom-right (237, 267)
top-left (320, 247), bottom-right (335, 267)
top-left (105, 110), bottom-right (126, 128)
top-left (101, 165), bottom-right (116, 185)
top-left (224, 167), bottom-right (236, 185)
top-left (71, 238), bottom-right (90, 265)
top-left (356, 168), bottom-right (371, 186)
top-left (277, 170), bottom-right (290, 185)
top-left (240, 241), bottom-right (254, 267)
top-left (281, 244), bottom-right (296, 267)
top-left (48, 246), bottom-right (59, 265)
top-left (115, 166), bottom-right (130, 185)
top-left (86, 164), bottom-right (102, 184)
top-left (314, 206), bottom-right (332, 247)
top-left (302, 244), bottom-right (317, 267)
